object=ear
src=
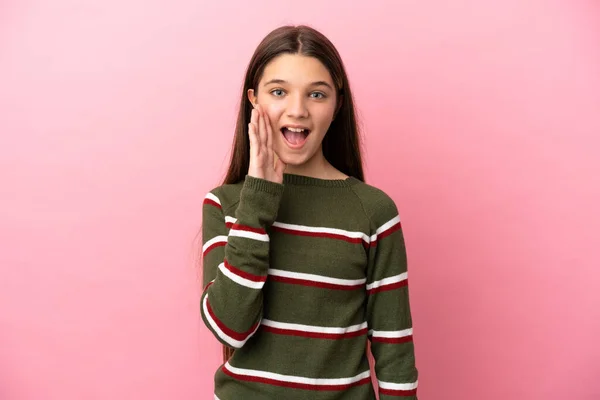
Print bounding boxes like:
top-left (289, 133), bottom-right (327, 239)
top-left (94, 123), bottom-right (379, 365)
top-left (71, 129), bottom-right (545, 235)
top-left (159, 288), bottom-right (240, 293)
top-left (247, 89), bottom-right (257, 108)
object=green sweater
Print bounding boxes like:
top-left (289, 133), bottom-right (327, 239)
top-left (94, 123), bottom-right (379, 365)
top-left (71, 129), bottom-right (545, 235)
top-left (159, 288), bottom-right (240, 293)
top-left (201, 173), bottom-right (419, 399)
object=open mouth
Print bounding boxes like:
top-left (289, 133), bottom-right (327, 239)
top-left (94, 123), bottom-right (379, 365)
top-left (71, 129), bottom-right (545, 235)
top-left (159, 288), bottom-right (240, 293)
top-left (281, 127), bottom-right (310, 147)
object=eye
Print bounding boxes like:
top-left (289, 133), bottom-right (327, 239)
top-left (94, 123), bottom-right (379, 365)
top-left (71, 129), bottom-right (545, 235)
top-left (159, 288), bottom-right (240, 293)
top-left (310, 92), bottom-right (326, 99)
top-left (270, 89), bottom-right (285, 97)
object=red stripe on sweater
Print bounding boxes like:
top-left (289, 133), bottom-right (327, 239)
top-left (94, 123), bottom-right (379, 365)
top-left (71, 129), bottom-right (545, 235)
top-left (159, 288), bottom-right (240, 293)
top-left (202, 280), bottom-right (214, 294)
top-left (203, 199), bottom-right (221, 209)
top-left (222, 365), bottom-right (372, 391)
top-left (269, 275), bottom-right (363, 291)
top-left (379, 388), bottom-right (418, 396)
top-left (203, 242), bottom-right (226, 257)
top-left (231, 223), bottom-right (267, 235)
top-left (271, 226), bottom-right (364, 245)
top-left (371, 335), bottom-right (413, 344)
top-left (205, 297), bottom-right (259, 341)
top-left (366, 279), bottom-right (408, 295)
top-left (261, 326), bottom-right (368, 339)
top-left (223, 260), bottom-right (267, 283)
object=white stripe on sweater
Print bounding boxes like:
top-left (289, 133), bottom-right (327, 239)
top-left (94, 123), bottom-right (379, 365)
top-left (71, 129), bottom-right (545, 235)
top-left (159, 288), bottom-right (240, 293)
top-left (378, 379), bottom-right (419, 390)
top-left (272, 221), bottom-right (371, 242)
top-left (227, 216), bottom-right (371, 243)
top-left (224, 215), bottom-right (401, 245)
top-left (224, 216), bottom-right (269, 242)
top-left (202, 235), bottom-right (227, 255)
top-left (368, 328), bottom-right (413, 338)
top-left (224, 362), bottom-right (371, 386)
top-left (262, 319), bottom-right (367, 334)
top-left (218, 262), bottom-right (265, 289)
top-left (229, 228), bottom-right (269, 242)
top-left (366, 272), bottom-right (408, 291)
top-left (376, 215), bottom-right (400, 235)
top-left (205, 193), bottom-right (221, 205)
top-left (369, 215), bottom-right (401, 243)
top-left (201, 294), bottom-right (259, 348)
top-left (268, 268), bottom-right (366, 286)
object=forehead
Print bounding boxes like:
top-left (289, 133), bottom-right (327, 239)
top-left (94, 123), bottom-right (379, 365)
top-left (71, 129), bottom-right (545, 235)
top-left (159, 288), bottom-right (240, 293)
top-left (260, 54), bottom-right (334, 86)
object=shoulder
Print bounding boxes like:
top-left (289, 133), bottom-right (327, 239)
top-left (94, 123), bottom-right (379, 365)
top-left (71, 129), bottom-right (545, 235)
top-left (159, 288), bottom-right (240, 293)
top-left (203, 180), bottom-right (244, 213)
top-left (349, 179), bottom-right (401, 224)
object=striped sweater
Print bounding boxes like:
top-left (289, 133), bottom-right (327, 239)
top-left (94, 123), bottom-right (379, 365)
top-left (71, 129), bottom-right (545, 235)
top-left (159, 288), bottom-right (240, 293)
top-left (201, 173), bottom-right (419, 399)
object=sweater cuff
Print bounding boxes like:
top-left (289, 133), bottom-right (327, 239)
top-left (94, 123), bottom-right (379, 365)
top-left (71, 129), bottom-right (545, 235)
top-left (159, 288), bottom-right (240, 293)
top-left (243, 175), bottom-right (285, 196)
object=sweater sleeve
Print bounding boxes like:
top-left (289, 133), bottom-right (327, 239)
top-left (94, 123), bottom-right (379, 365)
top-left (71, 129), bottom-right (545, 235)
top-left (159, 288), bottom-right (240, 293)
top-left (200, 176), bottom-right (284, 349)
top-left (366, 197), bottom-right (419, 399)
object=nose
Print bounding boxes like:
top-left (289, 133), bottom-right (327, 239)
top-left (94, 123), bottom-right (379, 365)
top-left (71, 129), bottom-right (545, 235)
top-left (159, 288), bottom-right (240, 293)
top-left (286, 93), bottom-right (308, 119)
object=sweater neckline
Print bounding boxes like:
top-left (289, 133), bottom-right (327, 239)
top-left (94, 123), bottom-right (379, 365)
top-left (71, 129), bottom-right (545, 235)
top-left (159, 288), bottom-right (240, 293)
top-left (282, 173), bottom-right (359, 187)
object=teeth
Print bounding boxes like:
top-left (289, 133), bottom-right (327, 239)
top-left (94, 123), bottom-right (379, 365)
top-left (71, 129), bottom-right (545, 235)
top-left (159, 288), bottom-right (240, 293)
top-left (286, 127), bottom-right (306, 133)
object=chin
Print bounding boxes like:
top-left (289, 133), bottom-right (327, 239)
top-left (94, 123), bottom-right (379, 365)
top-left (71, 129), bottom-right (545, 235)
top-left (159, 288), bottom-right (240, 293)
top-left (275, 143), bottom-right (318, 167)
top-left (279, 154), bottom-right (308, 166)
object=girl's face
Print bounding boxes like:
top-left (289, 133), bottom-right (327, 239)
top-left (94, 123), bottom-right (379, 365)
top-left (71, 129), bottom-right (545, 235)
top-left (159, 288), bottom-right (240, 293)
top-left (248, 54), bottom-right (338, 170)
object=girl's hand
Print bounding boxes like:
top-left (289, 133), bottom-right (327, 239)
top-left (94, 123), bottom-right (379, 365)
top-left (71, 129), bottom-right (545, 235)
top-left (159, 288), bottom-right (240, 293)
top-left (247, 105), bottom-right (287, 183)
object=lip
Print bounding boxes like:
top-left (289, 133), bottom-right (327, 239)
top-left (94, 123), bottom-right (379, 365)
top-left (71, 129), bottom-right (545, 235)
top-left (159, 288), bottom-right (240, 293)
top-left (280, 125), bottom-right (311, 149)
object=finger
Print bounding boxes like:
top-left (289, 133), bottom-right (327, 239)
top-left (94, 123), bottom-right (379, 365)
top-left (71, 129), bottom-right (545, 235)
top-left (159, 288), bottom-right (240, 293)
top-left (263, 112), bottom-right (274, 167)
top-left (248, 122), bottom-right (259, 158)
top-left (264, 111), bottom-right (273, 150)
top-left (250, 108), bottom-right (262, 149)
top-left (257, 105), bottom-right (268, 147)
top-left (250, 108), bottom-right (258, 139)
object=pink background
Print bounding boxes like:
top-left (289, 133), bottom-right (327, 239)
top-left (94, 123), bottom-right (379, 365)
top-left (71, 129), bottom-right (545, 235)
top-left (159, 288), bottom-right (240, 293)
top-left (1, 1), bottom-right (599, 399)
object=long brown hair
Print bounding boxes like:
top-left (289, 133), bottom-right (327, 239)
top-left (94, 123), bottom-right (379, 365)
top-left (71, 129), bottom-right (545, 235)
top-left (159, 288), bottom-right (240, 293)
top-left (217, 25), bottom-right (365, 362)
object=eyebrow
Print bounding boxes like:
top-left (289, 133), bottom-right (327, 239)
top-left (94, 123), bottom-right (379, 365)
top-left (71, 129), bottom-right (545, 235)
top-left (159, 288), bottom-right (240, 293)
top-left (262, 79), bottom-right (334, 90)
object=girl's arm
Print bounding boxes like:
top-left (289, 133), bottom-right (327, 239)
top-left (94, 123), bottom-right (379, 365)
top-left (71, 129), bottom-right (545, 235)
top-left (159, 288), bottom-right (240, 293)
top-left (200, 177), bottom-right (283, 348)
top-left (366, 198), bottom-right (419, 399)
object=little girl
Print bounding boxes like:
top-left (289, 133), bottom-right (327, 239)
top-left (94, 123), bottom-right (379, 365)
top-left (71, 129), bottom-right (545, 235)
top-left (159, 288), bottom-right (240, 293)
top-left (200, 24), bottom-right (419, 399)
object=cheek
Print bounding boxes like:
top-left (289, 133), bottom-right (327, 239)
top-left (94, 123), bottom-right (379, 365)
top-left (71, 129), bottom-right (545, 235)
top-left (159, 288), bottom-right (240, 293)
top-left (312, 106), bottom-right (336, 129)
top-left (261, 103), bottom-right (282, 138)
top-left (261, 104), bottom-right (284, 132)
top-left (263, 102), bottom-right (285, 119)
